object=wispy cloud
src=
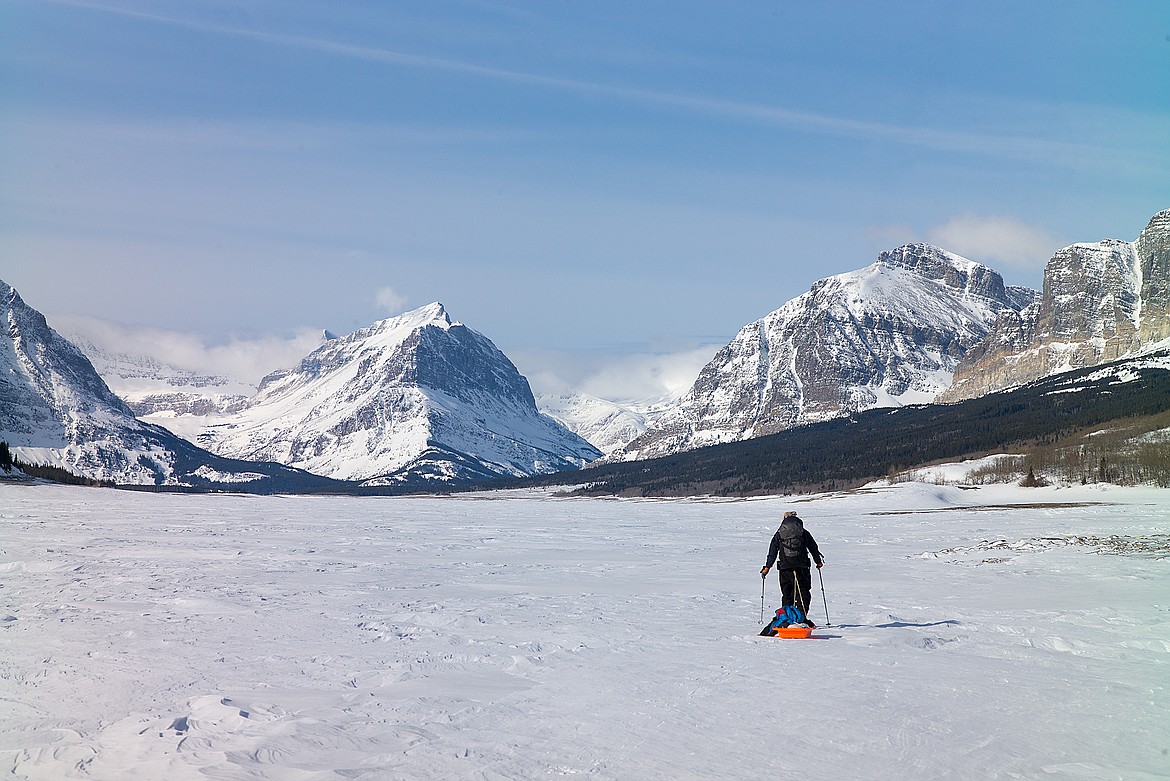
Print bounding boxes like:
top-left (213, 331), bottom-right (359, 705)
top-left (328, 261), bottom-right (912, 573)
top-left (374, 285), bottom-right (409, 316)
top-left (926, 215), bottom-right (1063, 272)
top-left (513, 344), bottom-right (720, 404)
top-left (2, 111), bottom-right (544, 156)
top-left (39, 0), bottom-right (1154, 173)
top-left (870, 214), bottom-right (1063, 273)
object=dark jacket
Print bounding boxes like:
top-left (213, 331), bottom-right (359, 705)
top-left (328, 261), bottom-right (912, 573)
top-left (764, 523), bottom-right (823, 570)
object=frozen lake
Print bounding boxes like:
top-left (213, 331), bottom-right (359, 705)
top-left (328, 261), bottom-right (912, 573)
top-left (2, 481), bottom-right (1167, 780)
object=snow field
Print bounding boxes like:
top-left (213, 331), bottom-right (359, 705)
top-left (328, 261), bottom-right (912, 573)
top-left (1, 482), bottom-right (1167, 780)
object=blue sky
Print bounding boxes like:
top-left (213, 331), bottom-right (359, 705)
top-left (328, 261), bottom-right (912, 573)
top-left (2, 1), bottom-right (1168, 398)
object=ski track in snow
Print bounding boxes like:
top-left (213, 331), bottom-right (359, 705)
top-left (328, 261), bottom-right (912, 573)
top-left (1, 483), bottom-right (1167, 780)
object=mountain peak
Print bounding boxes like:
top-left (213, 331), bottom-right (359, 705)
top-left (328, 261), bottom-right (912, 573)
top-left (875, 243), bottom-right (1009, 302)
top-left (1145, 208), bottom-right (1170, 229)
top-left (879, 241), bottom-right (973, 267)
top-left (371, 302), bottom-right (453, 334)
top-left (878, 242), bottom-right (982, 278)
top-left (1, 279), bottom-right (25, 309)
top-left (414, 301), bottom-right (451, 325)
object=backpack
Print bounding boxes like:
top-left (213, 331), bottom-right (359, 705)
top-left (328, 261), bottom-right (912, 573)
top-left (778, 516), bottom-right (806, 560)
top-left (775, 605), bottom-right (806, 627)
top-left (758, 604), bottom-right (808, 635)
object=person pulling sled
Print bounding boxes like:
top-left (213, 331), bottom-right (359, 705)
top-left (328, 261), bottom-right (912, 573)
top-left (760, 511), bottom-right (824, 628)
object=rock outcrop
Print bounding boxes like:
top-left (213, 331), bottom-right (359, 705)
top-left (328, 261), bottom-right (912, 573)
top-left (943, 209), bottom-right (1170, 401)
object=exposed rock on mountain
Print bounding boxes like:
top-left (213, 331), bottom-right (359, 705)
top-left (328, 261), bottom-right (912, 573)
top-left (196, 303), bottom-right (601, 485)
top-left (607, 244), bottom-right (1037, 461)
top-left (0, 280), bottom-right (339, 490)
top-left (943, 209), bottom-right (1170, 401)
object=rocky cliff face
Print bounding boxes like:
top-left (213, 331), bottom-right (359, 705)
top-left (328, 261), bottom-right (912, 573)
top-left (1136, 209), bottom-right (1170, 344)
top-left (197, 303), bottom-right (601, 484)
top-left (607, 244), bottom-right (1036, 461)
top-left (943, 209), bottom-right (1170, 401)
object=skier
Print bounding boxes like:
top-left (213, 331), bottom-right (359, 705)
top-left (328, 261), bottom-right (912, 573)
top-left (760, 511), bottom-right (824, 625)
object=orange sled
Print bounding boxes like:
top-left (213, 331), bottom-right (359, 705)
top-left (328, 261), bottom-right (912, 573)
top-left (769, 626), bottom-right (814, 639)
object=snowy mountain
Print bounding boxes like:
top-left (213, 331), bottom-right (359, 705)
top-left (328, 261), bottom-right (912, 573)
top-left (943, 208), bottom-right (1170, 401)
top-left (0, 280), bottom-right (341, 490)
top-left (607, 244), bottom-right (1037, 462)
top-left (536, 391), bottom-right (673, 455)
top-left (195, 303), bottom-right (601, 485)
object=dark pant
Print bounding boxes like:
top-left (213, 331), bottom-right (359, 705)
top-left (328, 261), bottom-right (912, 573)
top-left (779, 567), bottom-right (813, 616)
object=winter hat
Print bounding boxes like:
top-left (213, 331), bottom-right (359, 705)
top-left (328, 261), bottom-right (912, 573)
top-left (783, 511), bottom-right (797, 518)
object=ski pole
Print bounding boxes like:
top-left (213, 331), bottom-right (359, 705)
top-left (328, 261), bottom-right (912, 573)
top-left (817, 566), bottom-right (831, 626)
top-left (760, 572), bottom-right (766, 623)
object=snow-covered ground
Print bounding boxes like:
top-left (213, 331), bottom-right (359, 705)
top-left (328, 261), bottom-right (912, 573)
top-left (2, 482), bottom-right (1167, 780)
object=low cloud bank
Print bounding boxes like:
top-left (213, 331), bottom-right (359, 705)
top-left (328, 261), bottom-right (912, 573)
top-left (870, 214), bottom-right (1063, 277)
top-left (512, 343), bottom-right (720, 405)
top-left (52, 314), bottom-right (325, 386)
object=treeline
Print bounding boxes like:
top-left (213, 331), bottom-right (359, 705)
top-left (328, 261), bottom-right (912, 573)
top-left (0, 441), bottom-right (114, 487)
top-left (958, 410), bottom-right (1170, 488)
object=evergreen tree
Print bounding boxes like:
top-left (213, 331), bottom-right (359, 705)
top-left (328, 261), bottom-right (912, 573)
top-left (0, 441), bottom-right (12, 472)
top-left (1020, 466), bottom-right (1045, 487)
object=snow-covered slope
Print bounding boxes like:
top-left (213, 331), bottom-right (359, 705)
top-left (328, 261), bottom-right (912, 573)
top-left (609, 244), bottom-right (1037, 461)
top-left (197, 303), bottom-right (601, 485)
top-left (0, 280), bottom-right (337, 489)
top-left (944, 208), bottom-right (1170, 400)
